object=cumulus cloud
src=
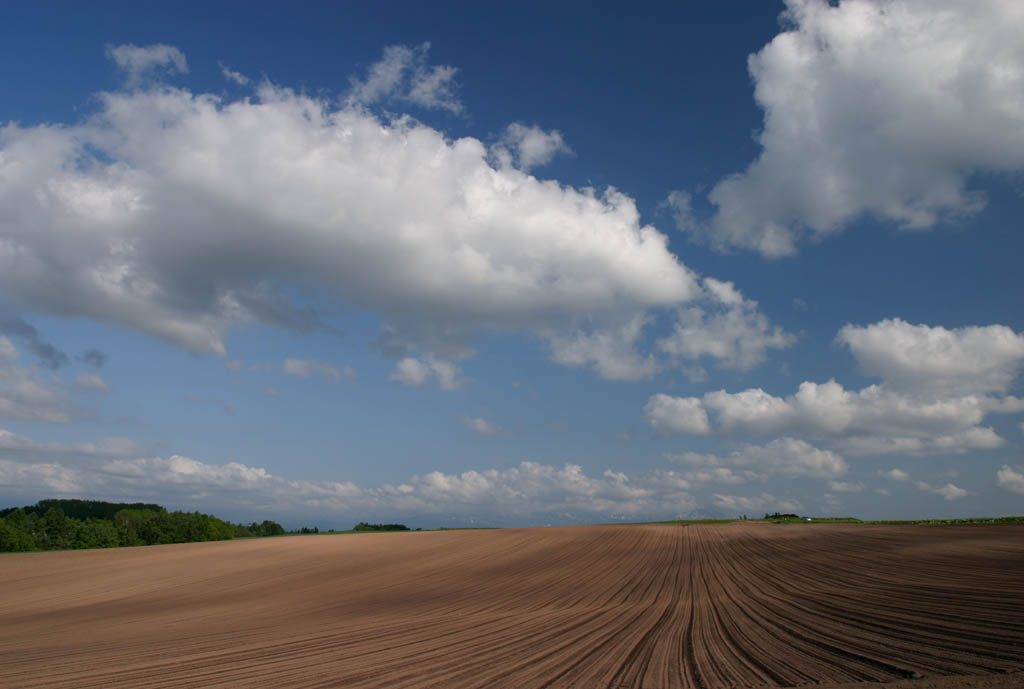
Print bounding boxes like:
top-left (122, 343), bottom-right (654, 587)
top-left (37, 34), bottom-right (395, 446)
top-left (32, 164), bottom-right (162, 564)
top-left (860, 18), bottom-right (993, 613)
top-left (666, 437), bottom-right (847, 481)
top-left (283, 358), bottom-right (353, 381)
top-left (218, 62), bottom-right (249, 86)
top-left (713, 493), bottom-right (801, 515)
top-left (458, 415), bottom-right (501, 437)
top-left (879, 468), bottom-right (909, 481)
top-left (74, 373), bottom-right (109, 392)
top-left (997, 465), bottom-right (1024, 495)
top-left (106, 43), bottom-right (188, 85)
top-left (0, 427), bottom-right (696, 522)
top-left (649, 381), bottom-right (1010, 455)
top-left (915, 480), bottom-right (969, 501)
top-left (0, 47), bottom-right (793, 382)
top-left (645, 394), bottom-right (710, 435)
top-left (347, 42), bottom-right (462, 113)
top-left (657, 278), bottom-right (795, 371)
top-left (390, 356), bottom-right (462, 391)
top-left (547, 316), bottom-right (659, 381)
top-left (690, 0), bottom-right (1024, 256)
top-left (0, 337), bottom-right (70, 423)
top-left (78, 349), bottom-right (107, 369)
top-left (838, 319), bottom-right (1024, 396)
top-left (827, 480), bottom-right (864, 494)
top-left (493, 123), bottom-right (572, 172)
top-left (0, 315), bottom-right (68, 369)
top-left (646, 318), bottom-right (1022, 458)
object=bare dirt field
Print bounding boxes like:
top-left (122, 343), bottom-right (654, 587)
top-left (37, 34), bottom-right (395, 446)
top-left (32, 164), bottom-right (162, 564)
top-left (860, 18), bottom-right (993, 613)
top-left (1, 522), bottom-right (1022, 689)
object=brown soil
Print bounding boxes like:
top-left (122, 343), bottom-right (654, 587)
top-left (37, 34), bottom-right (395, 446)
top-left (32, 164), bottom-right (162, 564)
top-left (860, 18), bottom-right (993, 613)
top-left (1, 522), bottom-right (1022, 688)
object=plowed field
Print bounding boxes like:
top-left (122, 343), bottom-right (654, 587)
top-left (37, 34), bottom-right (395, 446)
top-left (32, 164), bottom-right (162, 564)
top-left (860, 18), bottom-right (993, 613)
top-left (1, 522), bottom-right (1022, 688)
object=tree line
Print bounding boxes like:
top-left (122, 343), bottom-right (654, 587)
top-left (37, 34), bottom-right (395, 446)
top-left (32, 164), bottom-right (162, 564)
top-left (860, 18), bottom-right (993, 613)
top-left (0, 499), bottom-right (284, 553)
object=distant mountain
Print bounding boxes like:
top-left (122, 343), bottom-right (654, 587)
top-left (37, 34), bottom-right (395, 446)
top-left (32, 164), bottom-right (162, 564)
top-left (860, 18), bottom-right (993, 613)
top-left (677, 507), bottom-right (733, 521)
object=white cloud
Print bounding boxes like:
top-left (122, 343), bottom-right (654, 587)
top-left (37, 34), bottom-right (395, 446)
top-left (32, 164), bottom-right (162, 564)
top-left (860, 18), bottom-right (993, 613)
top-left (493, 123), bottom-right (572, 172)
top-left (657, 278), bottom-right (795, 371)
top-left (0, 338), bottom-right (70, 423)
top-left (74, 373), bottom-right (109, 392)
top-left (347, 42), bottom-right (462, 113)
top-left (713, 493), bottom-right (802, 515)
top-left (997, 465), bottom-right (1024, 496)
top-left (1, 53), bottom-right (795, 383)
top-left (646, 318), bottom-right (1022, 457)
top-left (218, 62), bottom-right (249, 86)
top-left (106, 43), bottom-right (188, 85)
top-left (837, 319), bottom-right (1024, 396)
top-left (283, 358), bottom-right (353, 381)
top-left (644, 394), bottom-right (710, 435)
top-left (0, 427), bottom-right (697, 522)
top-left (879, 468), bottom-right (909, 481)
top-left (662, 190), bottom-right (697, 234)
top-left (915, 480), bottom-right (969, 501)
top-left (547, 316), bottom-right (658, 381)
top-left (667, 437), bottom-right (847, 481)
top-left (458, 416), bottom-right (501, 437)
top-left (652, 381), bottom-right (1009, 454)
top-left (837, 426), bottom-right (1004, 457)
top-left (390, 356), bottom-right (462, 391)
top-left (827, 480), bottom-right (864, 494)
top-left (693, 0), bottom-right (1024, 256)
top-left (933, 483), bottom-right (969, 501)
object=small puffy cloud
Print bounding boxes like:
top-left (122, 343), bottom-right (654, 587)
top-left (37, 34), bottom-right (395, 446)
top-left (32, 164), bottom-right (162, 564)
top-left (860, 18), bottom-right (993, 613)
top-left (698, 0), bottom-right (1024, 256)
top-left (347, 42), bottom-right (462, 113)
top-left (390, 356), bottom-right (461, 391)
top-left (996, 465), bottom-right (1024, 495)
top-left (837, 319), bottom-right (1024, 396)
top-left (658, 278), bottom-right (795, 371)
top-left (219, 62), bottom-right (249, 86)
top-left (0, 339), bottom-right (71, 423)
top-left (644, 394), bottom-right (710, 435)
top-left (458, 416), bottom-right (501, 437)
top-left (827, 480), bottom-right (864, 494)
top-left (547, 316), bottom-right (658, 381)
top-left (667, 437), bottom-right (847, 481)
top-left (0, 315), bottom-right (68, 369)
top-left (933, 483), bottom-right (969, 501)
top-left (283, 358), bottom-right (353, 381)
top-left (493, 123), bottom-right (572, 172)
top-left (106, 43), bottom-right (188, 85)
top-left (713, 493), bottom-right (801, 515)
top-left (879, 468), bottom-right (909, 481)
top-left (74, 373), bottom-right (109, 392)
top-left (662, 190), bottom-right (697, 234)
top-left (78, 349), bottom-right (107, 369)
top-left (915, 480), bottom-right (969, 501)
top-left (702, 387), bottom-right (794, 435)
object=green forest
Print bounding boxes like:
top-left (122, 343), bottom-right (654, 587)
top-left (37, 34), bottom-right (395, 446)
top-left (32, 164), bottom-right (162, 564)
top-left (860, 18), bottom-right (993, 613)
top-left (0, 499), bottom-right (285, 553)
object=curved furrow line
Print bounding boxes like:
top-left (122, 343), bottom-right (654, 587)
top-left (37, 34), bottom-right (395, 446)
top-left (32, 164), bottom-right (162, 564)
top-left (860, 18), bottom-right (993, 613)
top-left (688, 525), bottom-right (874, 686)
top-left (725, 531), bottom-right (1024, 672)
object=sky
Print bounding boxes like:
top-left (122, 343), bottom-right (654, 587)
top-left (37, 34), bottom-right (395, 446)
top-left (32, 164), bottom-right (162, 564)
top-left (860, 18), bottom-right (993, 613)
top-left (1, 0), bottom-right (1023, 528)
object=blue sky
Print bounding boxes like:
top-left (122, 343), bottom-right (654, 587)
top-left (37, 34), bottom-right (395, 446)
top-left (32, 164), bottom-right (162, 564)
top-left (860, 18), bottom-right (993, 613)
top-left (1, 0), bottom-right (1023, 527)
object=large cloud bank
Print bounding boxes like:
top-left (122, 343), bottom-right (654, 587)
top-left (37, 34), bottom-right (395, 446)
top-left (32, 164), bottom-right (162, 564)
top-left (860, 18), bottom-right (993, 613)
top-left (0, 428), bottom-right (697, 524)
top-left (0, 44), bottom-right (791, 382)
top-left (647, 320), bottom-right (1024, 464)
top-left (680, 0), bottom-right (1024, 256)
